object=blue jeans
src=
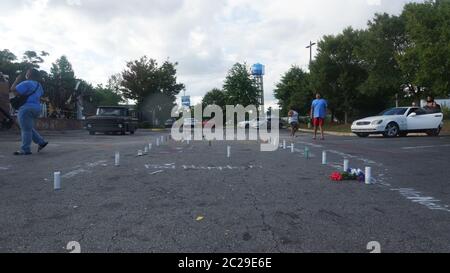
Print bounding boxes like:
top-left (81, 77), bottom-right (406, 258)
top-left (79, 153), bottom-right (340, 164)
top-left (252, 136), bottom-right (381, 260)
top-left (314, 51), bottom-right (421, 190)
top-left (18, 105), bottom-right (46, 153)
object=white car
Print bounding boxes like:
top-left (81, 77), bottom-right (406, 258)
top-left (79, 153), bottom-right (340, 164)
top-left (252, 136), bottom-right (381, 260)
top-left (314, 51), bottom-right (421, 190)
top-left (237, 119), bottom-right (257, 129)
top-left (351, 107), bottom-right (444, 138)
top-left (183, 118), bottom-right (200, 128)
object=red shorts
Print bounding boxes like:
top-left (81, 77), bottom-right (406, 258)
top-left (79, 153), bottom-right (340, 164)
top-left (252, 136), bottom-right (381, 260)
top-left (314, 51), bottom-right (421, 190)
top-left (313, 118), bottom-right (325, 127)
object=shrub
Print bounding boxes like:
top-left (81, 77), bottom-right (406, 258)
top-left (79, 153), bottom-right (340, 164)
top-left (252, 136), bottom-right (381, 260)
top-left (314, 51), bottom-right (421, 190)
top-left (442, 106), bottom-right (450, 120)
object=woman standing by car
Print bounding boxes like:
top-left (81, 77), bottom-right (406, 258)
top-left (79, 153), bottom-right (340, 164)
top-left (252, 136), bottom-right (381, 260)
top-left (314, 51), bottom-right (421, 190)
top-left (10, 68), bottom-right (48, 155)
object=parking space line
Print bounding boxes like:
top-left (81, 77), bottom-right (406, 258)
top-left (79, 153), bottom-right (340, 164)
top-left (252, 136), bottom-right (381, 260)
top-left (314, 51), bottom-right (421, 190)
top-left (401, 144), bottom-right (450, 150)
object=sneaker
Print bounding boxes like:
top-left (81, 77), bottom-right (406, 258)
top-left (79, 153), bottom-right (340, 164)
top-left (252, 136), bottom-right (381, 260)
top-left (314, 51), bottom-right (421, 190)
top-left (38, 142), bottom-right (49, 153)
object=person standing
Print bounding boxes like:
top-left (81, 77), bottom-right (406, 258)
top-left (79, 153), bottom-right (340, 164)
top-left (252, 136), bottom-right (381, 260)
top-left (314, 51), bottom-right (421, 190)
top-left (288, 109), bottom-right (299, 137)
top-left (310, 93), bottom-right (327, 140)
top-left (10, 68), bottom-right (48, 155)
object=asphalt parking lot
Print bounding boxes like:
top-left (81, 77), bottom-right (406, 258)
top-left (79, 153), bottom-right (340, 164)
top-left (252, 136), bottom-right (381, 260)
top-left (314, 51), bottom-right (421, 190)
top-left (1, 129), bottom-right (450, 253)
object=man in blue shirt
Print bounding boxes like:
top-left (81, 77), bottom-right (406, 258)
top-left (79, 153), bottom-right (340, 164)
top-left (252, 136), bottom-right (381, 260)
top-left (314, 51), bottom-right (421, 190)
top-left (10, 68), bottom-right (48, 155)
top-left (310, 93), bottom-right (327, 140)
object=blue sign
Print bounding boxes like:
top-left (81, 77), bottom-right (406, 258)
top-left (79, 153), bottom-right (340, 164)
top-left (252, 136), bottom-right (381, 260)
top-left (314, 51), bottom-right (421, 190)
top-left (181, 96), bottom-right (191, 107)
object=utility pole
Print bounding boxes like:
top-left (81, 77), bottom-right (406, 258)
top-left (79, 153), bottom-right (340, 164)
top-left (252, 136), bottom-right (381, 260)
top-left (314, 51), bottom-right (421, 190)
top-left (306, 41), bottom-right (316, 66)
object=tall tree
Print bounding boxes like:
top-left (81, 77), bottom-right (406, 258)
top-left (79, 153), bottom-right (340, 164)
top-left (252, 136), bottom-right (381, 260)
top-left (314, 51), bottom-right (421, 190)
top-left (120, 56), bottom-right (184, 107)
top-left (0, 49), bottom-right (17, 63)
top-left (357, 13), bottom-right (408, 111)
top-left (45, 55), bottom-right (78, 115)
top-left (223, 63), bottom-right (259, 107)
top-left (310, 28), bottom-right (368, 123)
top-left (202, 88), bottom-right (227, 109)
top-left (22, 50), bottom-right (47, 67)
top-left (399, 0), bottom-right (450, 98)
top-left (121, 56), bottom-right (184, 123)
top-left (91, 84), bottom-right (124, 107)
top-left (274, 66), bottom-right (311, 116)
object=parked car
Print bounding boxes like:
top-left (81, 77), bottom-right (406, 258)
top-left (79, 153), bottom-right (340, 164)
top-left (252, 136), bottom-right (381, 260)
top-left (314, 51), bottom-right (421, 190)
top-left (84, 106), bottom-right (139, 135)
top-left (237, 118), bottom-right (257, 129)
top-left (250, 117), bottom-right (284, 130)
top-left (183, 118), bottom-right (201, 128)
top-left (351, 107), bottom-right (444, 138)
top-left (164, 118), bottom-right (177, 128)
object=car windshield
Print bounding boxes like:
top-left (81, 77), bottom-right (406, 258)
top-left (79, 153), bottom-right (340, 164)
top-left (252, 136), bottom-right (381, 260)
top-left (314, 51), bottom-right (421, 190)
top-left (379, 108), bottom-right (408, 116)
top-left (97, 108), bottom-right (126, 116)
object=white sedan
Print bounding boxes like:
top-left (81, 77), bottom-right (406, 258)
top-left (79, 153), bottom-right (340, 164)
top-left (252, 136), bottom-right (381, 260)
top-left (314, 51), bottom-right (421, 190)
top-left (351, 107), bottom-right (444, 138)
top-left (237, 119), bottom-right (257, 129)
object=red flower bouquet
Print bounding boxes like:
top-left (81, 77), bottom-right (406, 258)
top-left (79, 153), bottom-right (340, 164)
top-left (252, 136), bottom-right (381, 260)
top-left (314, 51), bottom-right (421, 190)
top-left (330, 172), bottom-right (343, 181)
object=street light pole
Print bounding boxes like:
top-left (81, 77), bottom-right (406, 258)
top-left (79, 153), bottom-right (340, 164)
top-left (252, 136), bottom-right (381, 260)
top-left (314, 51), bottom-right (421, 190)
top-left (306, 41), bottom-right (316, 66)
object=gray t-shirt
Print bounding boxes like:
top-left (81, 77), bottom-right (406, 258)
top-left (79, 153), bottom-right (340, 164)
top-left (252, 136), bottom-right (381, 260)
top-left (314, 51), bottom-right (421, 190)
top-left (289, 111), bottom-right (299, 124)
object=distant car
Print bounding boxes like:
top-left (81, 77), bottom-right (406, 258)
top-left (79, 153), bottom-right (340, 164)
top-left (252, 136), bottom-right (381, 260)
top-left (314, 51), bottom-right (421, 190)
top-left (351, 107), bottom-right (444, 138)
top-left (164, 118), bottom-right (176, 128)
top-left (84, 106), bottom-right (139, 135)
top-left (250, 117), bottom-right (283, 130)
top-left (183, 118), bottom-right (200, 128)
top-left (237, 119), bottom-right (257, 129)
top-left (202, 119), bottom-right (213, 127)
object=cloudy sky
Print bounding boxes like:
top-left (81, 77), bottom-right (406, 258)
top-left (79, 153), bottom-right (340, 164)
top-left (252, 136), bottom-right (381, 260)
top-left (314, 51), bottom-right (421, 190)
top-left (0, 0), bottom-right (422, 108)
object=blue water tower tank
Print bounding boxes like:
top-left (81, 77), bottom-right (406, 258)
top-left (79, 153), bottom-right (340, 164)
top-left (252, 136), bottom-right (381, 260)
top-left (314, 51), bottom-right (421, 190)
top-left (251, 63), bottom-right (265, 76)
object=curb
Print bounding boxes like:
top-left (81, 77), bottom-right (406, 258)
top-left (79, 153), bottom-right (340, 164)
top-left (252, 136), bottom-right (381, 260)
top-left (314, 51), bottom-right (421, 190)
top-left (298, 129), bottom-right (354, 137)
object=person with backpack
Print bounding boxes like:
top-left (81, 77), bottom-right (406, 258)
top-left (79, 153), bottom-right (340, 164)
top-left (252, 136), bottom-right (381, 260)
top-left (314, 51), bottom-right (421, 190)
top-left (10, 68), bottom-right (48, 155)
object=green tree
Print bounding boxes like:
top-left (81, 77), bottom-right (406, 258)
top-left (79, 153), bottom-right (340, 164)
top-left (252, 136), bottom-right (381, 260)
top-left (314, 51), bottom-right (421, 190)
top-left (202, 88), bottom-right (227, 109)
top-left (357, 13), bottom-right (408, 112)
top-left (120, 56), bottom-right (184, 124)
top-left (107, 73), bottom-right (123, 96)
top-left (22, 50), bottom-right (48, 67)
top-left (274, 66), bottom-right (311, 116)
top-left (399, 0), bottom-right (450, 98)
top-left (120, 56), bottom-right (184, 107)
top-left (45, 55), bottom-right (78, 115)
top-left (310, 28), bottom-right (368, 123)
top-left (0, 50), bottom-right (49, 84)
top-left (91, 84), bottom-right (124, 107)
top-left (0, 49), bottom-right (17, 63)
top-left (223, 63), bottom-right (260, 107)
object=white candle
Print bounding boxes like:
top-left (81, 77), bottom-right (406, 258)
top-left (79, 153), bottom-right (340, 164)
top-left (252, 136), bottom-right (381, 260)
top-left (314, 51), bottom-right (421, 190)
top-left (365, 167), bottom-right (372, 185)
top-left (54, 172), bottom-right (61, 190)
top-left (115, 152), bottom-right (120, 166)
top-left (344, 159), bottom-right (349, 172)
top-left (322, 151), bottom-right (327, 165)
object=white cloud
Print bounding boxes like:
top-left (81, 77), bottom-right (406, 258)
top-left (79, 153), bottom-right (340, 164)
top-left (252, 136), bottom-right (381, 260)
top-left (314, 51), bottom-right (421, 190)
top-left (0, 0), bottom-right (423, 110)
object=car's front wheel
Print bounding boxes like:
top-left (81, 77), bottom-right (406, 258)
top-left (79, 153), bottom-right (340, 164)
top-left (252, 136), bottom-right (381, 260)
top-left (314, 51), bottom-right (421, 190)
top-left (383, 122), bottom-right (399, 138)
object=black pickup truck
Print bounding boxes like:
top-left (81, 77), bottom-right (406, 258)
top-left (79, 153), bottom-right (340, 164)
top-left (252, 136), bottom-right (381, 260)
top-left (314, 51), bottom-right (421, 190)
top-left (84, 106), bottom-right (139, 135)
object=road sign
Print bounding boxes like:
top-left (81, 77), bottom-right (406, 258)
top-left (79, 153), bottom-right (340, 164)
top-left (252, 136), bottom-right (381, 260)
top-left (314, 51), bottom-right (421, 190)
top-left (181, 96), bottom-right (191, 107)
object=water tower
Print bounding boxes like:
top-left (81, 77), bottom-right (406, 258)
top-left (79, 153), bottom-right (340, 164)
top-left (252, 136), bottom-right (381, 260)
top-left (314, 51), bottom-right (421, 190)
top-left (251, 63), bottom-right (265, 110)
